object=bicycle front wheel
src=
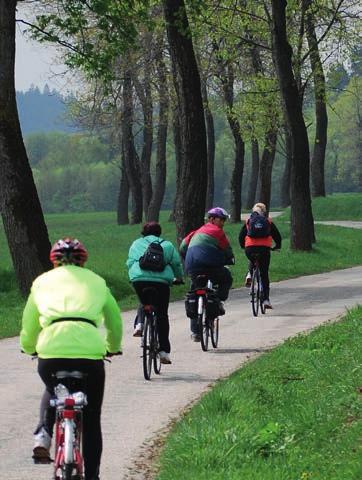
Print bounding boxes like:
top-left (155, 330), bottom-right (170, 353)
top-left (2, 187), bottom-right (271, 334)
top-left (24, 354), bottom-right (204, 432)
top-left (251, 268), bottom-right (260, 317)
top-left (210, 317), bottom-right (219, 348)
top-left (143, 316), bottom-right (153, 380)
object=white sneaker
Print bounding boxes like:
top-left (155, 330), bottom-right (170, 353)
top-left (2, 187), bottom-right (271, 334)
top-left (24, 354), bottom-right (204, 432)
top-left (263, 299), bottom-right (273, 309)
top-left (245, 272), bottom-right (252, 287)
top-left (133, 323), bottom-right (143, 337)
top-left (33, 427), bottom-right (51, 463)
top-left (159, 351), bottom-right (172, 364)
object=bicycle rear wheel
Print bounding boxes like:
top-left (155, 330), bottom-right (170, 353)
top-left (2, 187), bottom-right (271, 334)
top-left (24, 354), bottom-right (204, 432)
top-left (62, 463), bottom-right (73, 480)
top-left (251, 268), bottom-right (260, 317)
top-left (210, 317), bottom-right (219, 348)
top-left (153, 324), bottom-right (162, 375)
top-left (143, 316), bottom-right (153, 380)
top-left (197, 295), bottom-right (209, 351)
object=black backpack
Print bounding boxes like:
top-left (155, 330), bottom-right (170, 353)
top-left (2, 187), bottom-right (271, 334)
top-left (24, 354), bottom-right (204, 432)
top-left (247, 212), bottom-right (271, 238)
top-left (139, 240), bottom-right (166, 272)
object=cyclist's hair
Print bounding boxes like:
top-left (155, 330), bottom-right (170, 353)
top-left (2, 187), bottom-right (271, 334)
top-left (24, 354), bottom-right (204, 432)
top-left (252, 203), bottom-right (267, 215)
top-left (141, 222), bottom-right (161, 237)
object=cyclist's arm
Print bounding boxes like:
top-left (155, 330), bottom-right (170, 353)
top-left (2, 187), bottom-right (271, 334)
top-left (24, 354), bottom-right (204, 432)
top-left (20, 292), bottom-right (42, 355)
top-left (270, 223), bottom-right (282, 249)
top-left (179, 230), bottom-right (195, 258)
top-left (126, 240), bottom-right (139, 270)
top-left (103, 289), bottom-right (123, 354)
top-left (169, 245), bottom-right (184, 280)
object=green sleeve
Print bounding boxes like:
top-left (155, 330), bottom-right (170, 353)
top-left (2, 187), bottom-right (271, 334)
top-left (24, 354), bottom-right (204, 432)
top-left (170, 246), bottom-right (184, 279)
top-left (20, 292), bottom-right (42, 354)
top-left (103, 289), bottom-right (123, 353)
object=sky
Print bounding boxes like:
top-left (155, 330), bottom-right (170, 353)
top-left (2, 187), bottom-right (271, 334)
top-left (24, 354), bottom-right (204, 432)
top-left (15, 5), bottom-right (72, 93)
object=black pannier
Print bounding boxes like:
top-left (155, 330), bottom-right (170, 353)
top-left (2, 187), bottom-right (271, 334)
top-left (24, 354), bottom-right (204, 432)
top-left (185, 291), bottom-right (197, 318)
top-left (205, 291), bottom-right (220, 319)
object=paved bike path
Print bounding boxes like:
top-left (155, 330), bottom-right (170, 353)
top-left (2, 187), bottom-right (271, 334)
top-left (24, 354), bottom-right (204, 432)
top-left (0, 266), bottom-right (361, 479)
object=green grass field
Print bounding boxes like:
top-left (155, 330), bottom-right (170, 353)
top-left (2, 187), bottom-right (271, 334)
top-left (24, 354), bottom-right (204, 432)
top-left (156, 306), bottom-right (362, 480)
top-left (0, 193), bottom-right (361, 339)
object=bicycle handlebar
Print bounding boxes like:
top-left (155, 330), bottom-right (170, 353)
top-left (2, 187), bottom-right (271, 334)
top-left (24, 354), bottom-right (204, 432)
top-left (172, 278), bottom-right (185, 286)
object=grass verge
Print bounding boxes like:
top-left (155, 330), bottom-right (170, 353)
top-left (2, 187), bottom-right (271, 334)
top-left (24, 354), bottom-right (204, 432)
top-left (1, 208), bottom-right (362, 339)
top-left (156, 306), bottom-right (362, 480)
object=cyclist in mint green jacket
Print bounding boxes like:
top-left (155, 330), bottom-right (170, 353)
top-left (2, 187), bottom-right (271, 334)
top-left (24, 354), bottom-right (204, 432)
top-left (127, 222), bottom-right (183, 364)
top-left (20, 238), bottom-right (122, 480)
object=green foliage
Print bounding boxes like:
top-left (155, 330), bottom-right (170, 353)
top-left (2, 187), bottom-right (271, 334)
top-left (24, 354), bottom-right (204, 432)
top-left (156, 307), bottom-right (362, 479)
top-left (25, 132), bottom-right (119, 212)
top-left (325, 77), bottom-right (362, 193)
top-left (31, 0), bottom-right (152, 82)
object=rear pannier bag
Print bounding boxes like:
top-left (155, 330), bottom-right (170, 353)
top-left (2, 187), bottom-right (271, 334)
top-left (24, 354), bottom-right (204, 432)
top-left (185, 291), bottom-right (197, 318)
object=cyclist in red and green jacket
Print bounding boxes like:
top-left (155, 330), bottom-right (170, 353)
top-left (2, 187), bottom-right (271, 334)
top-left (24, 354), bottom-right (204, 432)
top-left (20, 238), bottom-right (122, 480)
top-left (180, 207), bottom-right (234, 340)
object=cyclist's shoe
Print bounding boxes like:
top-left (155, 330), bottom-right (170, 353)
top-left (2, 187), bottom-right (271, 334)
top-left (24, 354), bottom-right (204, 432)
top-left (32, 427), bottom-right (52, 464)
top-left (133, 322), bottom-right (143, 337)
top-left (191, 333), bottom-right (201, 342)
top-left (159, 351), bottom-right (172, 364)
top-left (263, 299), bottom-right (273, 309)
top-left (245, 272), bottom-right (252, 287)
top-left (218, 301), bottom-right (225, 316)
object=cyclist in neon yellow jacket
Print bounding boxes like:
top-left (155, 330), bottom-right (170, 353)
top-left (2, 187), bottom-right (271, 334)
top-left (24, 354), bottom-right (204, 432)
top-left (20, 238), bottom-right (122, 480)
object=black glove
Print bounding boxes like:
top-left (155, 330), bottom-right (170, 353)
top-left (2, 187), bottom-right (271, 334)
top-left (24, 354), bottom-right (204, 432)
top-left (106, 351), bottom-right (123, 357)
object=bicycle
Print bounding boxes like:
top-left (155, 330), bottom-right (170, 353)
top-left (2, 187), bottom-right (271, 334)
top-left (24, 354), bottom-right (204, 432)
top-left (193, 275), bottom-right (220, 352)
top-left (51, 370), bottom-right (87, 480)
top-left (249, 253), bottom-right (266, 317)
top-left (139, 287), bottom-right (161, 381)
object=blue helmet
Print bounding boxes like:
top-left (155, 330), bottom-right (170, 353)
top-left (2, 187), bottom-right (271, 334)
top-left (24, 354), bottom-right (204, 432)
top-left (207, 207), bottom-right (230, 220)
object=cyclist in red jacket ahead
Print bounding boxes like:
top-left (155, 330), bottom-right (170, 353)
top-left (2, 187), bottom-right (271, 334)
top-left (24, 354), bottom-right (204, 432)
top-left (180, 207), bottom-right (235, 341)
top-left (239, 203), bottom-right (282, 309)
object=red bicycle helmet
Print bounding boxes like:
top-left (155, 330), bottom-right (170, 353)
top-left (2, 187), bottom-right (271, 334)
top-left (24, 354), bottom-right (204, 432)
top-left (50, 238), bottom-right (88, 267)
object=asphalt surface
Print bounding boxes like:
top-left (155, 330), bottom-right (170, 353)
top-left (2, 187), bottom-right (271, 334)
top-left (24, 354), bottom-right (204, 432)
top-left (0, 265), bottom-right (361, 479)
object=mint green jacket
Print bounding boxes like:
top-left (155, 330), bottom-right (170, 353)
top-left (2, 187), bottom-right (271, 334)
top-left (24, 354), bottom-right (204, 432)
top-left (126, 235), bottom-right (183, 285)
top-left (20, 265), bottom-right (123, 359)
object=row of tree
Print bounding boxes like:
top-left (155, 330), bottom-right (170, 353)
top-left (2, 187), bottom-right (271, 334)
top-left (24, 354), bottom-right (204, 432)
top-left (0, 0), bottom-right (360, 295)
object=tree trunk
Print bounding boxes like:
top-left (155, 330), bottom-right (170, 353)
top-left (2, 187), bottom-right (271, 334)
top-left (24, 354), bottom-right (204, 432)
top-left (122, 64), bottom-right (143, 224)
top-left (246, 138), bottom-right (260, 210)
top-left (218, 61), bottom-right (245, 223)
top-left (147, 46), bottom-right (169, 221)
top-left (280, 125), bottom-right (292, 208)
top-left (117, 148), bottom-right (129, 225)
top-left (271, 0), bottom-right (314, 250)
top-left (163, 0), bottom-right (208, 243)
top-left (256, 131), bottom-right (277, 213)
top-left (305, 1), bottom-right (327, 197)
top-left (133, 47), bottom-right (153, 215)
top-left (0, 0), bottom-right (52, 295)
top-left (169, 105), bottom-right (182, 222)
top-left (200, 76), bottom-right (215, 210)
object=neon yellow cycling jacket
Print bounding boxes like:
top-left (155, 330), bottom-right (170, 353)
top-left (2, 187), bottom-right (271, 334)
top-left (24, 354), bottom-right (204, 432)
top-left (20, 265), bottom-right (122, 359)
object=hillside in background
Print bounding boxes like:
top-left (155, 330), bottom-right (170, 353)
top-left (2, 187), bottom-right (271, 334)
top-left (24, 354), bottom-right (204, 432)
top-left (16, 85), bottom-right (75, 135)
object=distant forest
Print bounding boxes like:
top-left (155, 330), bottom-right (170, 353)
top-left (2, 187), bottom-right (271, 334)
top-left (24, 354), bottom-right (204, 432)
top-left (19, 73), bottom-right (361, 214)
top-left (16, 85), bottom-right (74, 135)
